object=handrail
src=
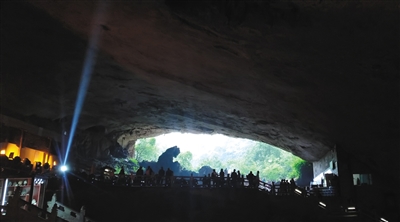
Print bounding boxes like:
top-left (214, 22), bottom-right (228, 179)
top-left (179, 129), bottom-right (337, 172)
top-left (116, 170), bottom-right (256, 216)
top-left (46, 193), bottom-right (96, 222)
top-left (0, 192), bottom-right (96, 222)
top-left (90, 174), bottom-right (272, 190)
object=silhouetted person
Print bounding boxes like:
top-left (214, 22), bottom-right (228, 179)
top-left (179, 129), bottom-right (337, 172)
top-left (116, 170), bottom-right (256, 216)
top-left (22, 158), bottom-right (32, 173)
top-left (136, 166), bottom-right (144, 185)
top-left (290, 178), bottom-right (296, 194)
top-left (211, 169), bottom-right (218, 187)
top-left (279, 179), bottom-right (286, 195)
top-left (331, 174), bottom-right (339, 196)
top-left (43, 162), bottom-right (50, 171)
top-left (280, 179), bottom-right (289, 195)
top-left (136, 166), bottom-right (144, 175)
top-left (129, 172), bottom-right (135, 186)
top-left (247, 171), bottom-right (255, 188)
top-left (166, 167), bottom-right (173, 186)
top-left (145, 166), bottom-right (154, 185)
top-left (12, 156), bottom-right (22, 169)
top-left (203, 174), bottom-right (211, 188)
top-left (255, 171), bottom-right (260, 189)
top-left (219, 169), bottom-right (225, 187)
top-left (190, 173), bottom-right (195, 188)
top-left (117, 166), bottom-right (126, 185)
top-left (231, 169), bottom-right (238, 188)
top-left (119, 166), bottom-right (125, 176)
top-left (35, 161), bottom-right (42, 174)
top-left (158, 167), bottom-right (165, 185)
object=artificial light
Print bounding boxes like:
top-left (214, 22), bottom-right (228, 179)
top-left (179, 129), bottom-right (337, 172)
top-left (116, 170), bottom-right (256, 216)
top-left (60, 165), bottom-right (68, 172)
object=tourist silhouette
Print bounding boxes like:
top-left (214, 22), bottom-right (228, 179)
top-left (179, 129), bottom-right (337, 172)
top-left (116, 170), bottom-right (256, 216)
top-left (166, 167), bottom-right (173, 186)
top-left (211, 169), bottom-right (218, 187)
top-left (231, 169), bottom-right (238, 188)
top-left (247, 171), bottom-right (255, 188)
top-left (158, 167), bottom-right (165, 185)
top-left (145, 166), bottom-right (154, 185)
top-left (219, 169), bottom-right (225, 187)
top-left (119, 166), bottom-right (125, 176)
top-left (136, 166), bottom-right (144, 185)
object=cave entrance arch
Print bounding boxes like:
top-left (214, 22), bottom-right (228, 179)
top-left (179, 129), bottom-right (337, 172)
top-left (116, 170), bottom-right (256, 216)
top-left (131, 132), bottom-right (313, 186)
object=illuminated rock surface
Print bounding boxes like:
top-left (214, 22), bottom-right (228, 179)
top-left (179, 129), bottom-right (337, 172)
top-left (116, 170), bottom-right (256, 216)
top-left (0, 0), bottom-right (398, 183)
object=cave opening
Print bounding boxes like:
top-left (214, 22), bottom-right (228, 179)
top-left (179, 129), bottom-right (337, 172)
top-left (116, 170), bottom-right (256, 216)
top-left (131, 132), bottom-right (313, 187)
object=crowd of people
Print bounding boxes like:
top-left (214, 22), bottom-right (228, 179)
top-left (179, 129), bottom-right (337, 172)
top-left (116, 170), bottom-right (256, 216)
top-left (95, 165), bottom-right (298, 196)
top-left (0, 155), bottom-right (56, 177)
top-left (1, 154), bottom-right (299, 196)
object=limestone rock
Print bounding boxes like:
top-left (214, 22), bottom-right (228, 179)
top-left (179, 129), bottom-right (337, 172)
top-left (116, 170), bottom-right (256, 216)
top-left (0, 1), bottom-right (398, 186)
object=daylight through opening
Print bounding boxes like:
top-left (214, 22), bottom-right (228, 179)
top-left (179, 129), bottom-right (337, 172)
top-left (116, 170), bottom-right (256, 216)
top-left (128, 133), bottom-right (312, 186)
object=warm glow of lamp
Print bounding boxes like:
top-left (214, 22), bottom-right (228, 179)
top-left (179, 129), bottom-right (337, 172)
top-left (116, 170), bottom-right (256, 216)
top-left (53, 161), bottom-right (57, 166)
top-left (33, 150), bottom-right (44, 164)
top-left (5, 143), bottom-right (20, 158)
top-left (0, 150), bottom-right (5, 155)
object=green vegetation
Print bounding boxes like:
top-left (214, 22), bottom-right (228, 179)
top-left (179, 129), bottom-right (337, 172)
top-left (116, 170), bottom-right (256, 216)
top-left (198, 156), bottom-right (223, 171)
top-left (175, 151), bottom-right (193, 171)
top-left (112, 157), bottom-right (139, 174)
top-left (110, 138), bottom-right (158, 174)
top-left (134, 136), bottom-right (306, 182)
top-left (134, 138), bottom-right (160, 162)
top-left (236, 142), bottom-right (306, 181)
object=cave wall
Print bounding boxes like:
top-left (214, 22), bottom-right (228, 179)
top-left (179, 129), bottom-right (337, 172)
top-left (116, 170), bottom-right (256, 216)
top-left (312, 147), bottom-right (338, 180)
top-left (0, 0), bottom-right (398, 196)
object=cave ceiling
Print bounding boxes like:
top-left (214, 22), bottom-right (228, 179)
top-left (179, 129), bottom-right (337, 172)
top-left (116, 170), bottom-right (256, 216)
top-left (0, 0), bottom-right (398, 162)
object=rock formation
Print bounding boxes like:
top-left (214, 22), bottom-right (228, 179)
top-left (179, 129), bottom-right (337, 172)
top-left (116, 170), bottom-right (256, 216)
top-left (0, 0), bottom-right (398, 187)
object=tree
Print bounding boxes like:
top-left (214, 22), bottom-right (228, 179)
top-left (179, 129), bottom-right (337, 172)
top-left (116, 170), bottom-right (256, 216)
top-left (175, 151), bottom-right (193, 171)
top-left (234, 141), bottom-right (306, 182)
top-left (135, 138), bottom-right (159, 162)
top-left (198, 156), bottom-right (223, 170)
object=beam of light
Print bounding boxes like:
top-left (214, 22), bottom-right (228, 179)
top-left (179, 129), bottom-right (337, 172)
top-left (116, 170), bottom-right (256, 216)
top-left (61, 174), bottom-right (73, 204)
top-left (63, 2), bottom-right (108, 165)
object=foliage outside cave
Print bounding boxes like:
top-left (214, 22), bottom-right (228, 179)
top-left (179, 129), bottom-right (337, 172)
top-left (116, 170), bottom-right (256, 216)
top-left (128, 137), bottom-right (307, 183)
